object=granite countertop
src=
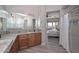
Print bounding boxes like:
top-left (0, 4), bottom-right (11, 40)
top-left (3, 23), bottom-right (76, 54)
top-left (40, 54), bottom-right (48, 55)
top-left (0, 32), bottom-right (41, 53)
top-left (0, 40), bottom-right (13, 53)
top-left (0, 34), bottom-right (17, 53)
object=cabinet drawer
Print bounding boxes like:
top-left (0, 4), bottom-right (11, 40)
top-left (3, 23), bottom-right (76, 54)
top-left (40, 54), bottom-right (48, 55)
top-left (19, 34), bottom-right (28, 38)
top-left (28, 34), bottom-right (35, 37)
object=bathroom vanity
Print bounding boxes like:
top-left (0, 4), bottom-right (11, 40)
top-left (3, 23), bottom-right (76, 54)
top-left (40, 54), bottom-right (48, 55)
top-left (9, 32), bottom-right (41, 53)
top-left (0, 10), bottom-right (41, 53)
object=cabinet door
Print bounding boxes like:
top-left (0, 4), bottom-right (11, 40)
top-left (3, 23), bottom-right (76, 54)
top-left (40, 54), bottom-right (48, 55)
top-left (10, 44), bottom-right (16, 53)
top-left (19, 34), bottom-right (29, 50)
top-left (35, 33), bottom-right (41, 45)
top-left (28, 33), bottom-right (36, 47)
top-left (10, 39), bottom-right (18, 53)
top-left (15, 37), bottom-right (19, 52)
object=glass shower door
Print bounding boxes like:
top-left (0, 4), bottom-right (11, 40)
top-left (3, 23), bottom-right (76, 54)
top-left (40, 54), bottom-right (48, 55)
top-left (69, 20), bottom-right (79, 52)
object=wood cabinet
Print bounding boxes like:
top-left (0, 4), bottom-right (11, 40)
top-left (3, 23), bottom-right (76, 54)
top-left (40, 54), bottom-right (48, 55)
top-left (9, 37), bottom-right (19, 53)
top-left (18, 34), bottom-right (29, 50)
top-left (28, 33), bottom-right (36, 47)
top-left (29, 33), bottom-right (41, 47)
top-left (35, 33), bottom-right (41, 45)
top-left (9, 32), bottom-right (41, 53)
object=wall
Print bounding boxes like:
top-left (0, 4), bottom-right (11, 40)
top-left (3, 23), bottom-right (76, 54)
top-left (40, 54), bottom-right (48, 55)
top-left (39, 6), bottom-right (48, 45)
top-left (0, 6), bottom-right (8, 18)
top-left (4, 5), bottom-right (40, 19)
top-left (4, 5), bottom-right (34, 15)
top-left (47, 11), bottom-right (60, 18)
top-left (59, 8), bottom-right (70, 52)
top-left (63, 14), bottom-right (69, 52)
top-left (0, 6), bottom-right (4, 10)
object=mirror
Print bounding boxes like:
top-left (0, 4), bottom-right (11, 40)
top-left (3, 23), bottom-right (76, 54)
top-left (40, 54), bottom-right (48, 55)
top-left (0, 18), bottom-right (2, 30)
top-left (0, 17), bottom-right (7, 38)
top-left (6, 12), bottom-right (41, 33)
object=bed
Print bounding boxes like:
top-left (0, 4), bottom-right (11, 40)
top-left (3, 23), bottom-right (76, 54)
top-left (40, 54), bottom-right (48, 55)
top-left (47, 30), bottom-right (59, 37)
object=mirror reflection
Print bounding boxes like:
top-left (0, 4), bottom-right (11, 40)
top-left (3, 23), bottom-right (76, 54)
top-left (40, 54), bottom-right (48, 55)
top-left (0, 10), bottom-right (41, 35)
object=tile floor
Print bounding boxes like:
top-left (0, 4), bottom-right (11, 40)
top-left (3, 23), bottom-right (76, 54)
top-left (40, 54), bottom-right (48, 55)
top-left (18, 37), bottom-right (67, 53)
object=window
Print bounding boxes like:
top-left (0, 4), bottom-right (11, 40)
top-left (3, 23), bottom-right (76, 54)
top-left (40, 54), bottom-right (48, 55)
top-left (47, 22), bottom-right (59, 31)
top-left (48, 22), bottom-right (52, 27)
top-left (52, 22), bottom-right (57, 31)
top-left (47, 22), bottom-right (53, 30)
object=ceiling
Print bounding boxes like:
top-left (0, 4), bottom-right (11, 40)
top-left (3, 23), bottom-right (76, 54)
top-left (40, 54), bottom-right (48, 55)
top-left (46, 5), bottom-right (62, 12)
top-left (3, 5), bottom-right (62, 16)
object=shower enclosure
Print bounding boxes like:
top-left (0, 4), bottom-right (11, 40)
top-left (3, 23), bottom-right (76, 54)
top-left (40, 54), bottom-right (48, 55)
top-left (69, 7), bottom-right (79, 52)
top-left (69, 20), bottom-right (79, 52)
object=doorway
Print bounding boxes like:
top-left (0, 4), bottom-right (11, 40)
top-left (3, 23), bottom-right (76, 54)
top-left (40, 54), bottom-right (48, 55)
top-left (46, 10), bottom-right (61, 49)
